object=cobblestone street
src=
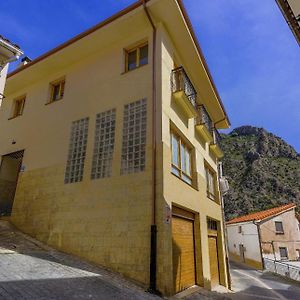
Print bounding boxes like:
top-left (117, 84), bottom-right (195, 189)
top-left (0, 221), bottom-right (160, 300)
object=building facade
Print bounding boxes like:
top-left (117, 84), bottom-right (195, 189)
top-left (0, 0), bottom-right (230, 295)
top-left (227, 203), bottom-right (300, 270)
top-left (276, 0), bottom-right (300, 45)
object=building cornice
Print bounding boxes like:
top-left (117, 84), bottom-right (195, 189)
top-left (276, 0), bottom-right (300, 46)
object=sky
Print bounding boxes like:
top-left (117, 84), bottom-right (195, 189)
top-left (1, 0), bottom-right (300, 152)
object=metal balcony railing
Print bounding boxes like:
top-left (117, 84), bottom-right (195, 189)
top-left (212, 128), bottom-right (222, 147)
top-left (171, 67), bottom-right (197, 108)
top-left (196, 105), bottom-right (213, 136)
top-left (264, 258), bottom-right (300, 282)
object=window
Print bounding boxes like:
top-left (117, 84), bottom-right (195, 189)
top-left (207, 218), bottom-right (218, 231)
top-left (279, 247), bottom-right (288, 260)
top-left (49, 78), bottom-right (65, 102)
top-left (91, 109), bottom-right (116, 179)
top-left (275, 221), bottom-right (284, 234)
top-left (11, 96), bottom-right (25, 118)
top-left (238, 226), bottom-right (242, 234)
top-left (205, 164), bottom-right (218, 201)
top-left (171, 131), bottom-right (192, 185)
top-left (125, 43), bottom-right (148, 71)
top-left (64, 117), bottom-right (89, 184)
top-left (121, 99), bottom-right (147, 174)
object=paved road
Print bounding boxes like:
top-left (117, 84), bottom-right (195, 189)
top-left (228, 261), bottom-right (300, 300)
top-left (185, 261), bottom-right (300, 300)
top-left (0, 221), bottom-right (159, 300)
top-left (2, 220), bottom-right (300, 300)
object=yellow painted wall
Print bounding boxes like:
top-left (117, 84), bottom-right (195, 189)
top-left (1, 20), bottom-right (154, 286)
top-left (0, 3), bottom-right (229, 296)
top-left (155, 25), bottom-right (229, 295)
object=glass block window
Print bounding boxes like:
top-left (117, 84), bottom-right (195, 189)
top-left (121, 99), bottom-right (147, 174)
top-left (65, 117), bottom-right (89, 184)
top-left (91, 109), bottom-right (116, 179)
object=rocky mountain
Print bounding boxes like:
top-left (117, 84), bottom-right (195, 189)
top-left (221, 126), bottom-right (300, 221)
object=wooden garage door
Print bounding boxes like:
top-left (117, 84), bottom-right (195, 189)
top-left (208, 236), bottom-right (220, 287)
top-left (172, 215), bottom-right (196, 293)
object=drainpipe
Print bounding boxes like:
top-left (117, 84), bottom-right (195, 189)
top-left (142, 0), bottom-right (159, 294)
top-left (271, 241), bottom-right (276, 261)
top-left (254, 221), bottom-right (265, 270)
top-left (218, 162), bottom-right (231, 289)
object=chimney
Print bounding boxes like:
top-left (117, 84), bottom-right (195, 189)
top-left (18, 56), bottom-right (31, 67)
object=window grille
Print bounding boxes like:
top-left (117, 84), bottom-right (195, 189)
top-left (121, 99), bottom-right (147, 174)
top-left (91, 109), bottom-right (116, 179)
top-left (65, 117), bottom-right (89, 184)
top-left (207, 218), bottom-right (218, 231)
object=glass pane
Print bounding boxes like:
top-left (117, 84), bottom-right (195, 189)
top-left (181, 143), bottom-right (185, 172)
top-left (185, 148), bottom-right (191, 176)
top-left (171, 134), bottom-right (179, 167)
top-left (172, 165), bottom-right (180, 177)
top-left (182, 174), bottom-right (192, 185)
top-left (209, 171), bottom-right (215, 195)
top-left (52, 84), bottom-right (60, 101)
top-left (139, 45), bottom-right (148, 66)
top-left (127, 50), bottom-right (137, 70)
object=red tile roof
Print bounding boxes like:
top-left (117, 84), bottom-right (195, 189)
top-left (227, 203), bottom-right (296, 225)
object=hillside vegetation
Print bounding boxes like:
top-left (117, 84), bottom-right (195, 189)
top-left (221, 126), bottom-right (300, 220)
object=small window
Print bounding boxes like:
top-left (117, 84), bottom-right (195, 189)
top-left (207, 218), bottom-right (218, 231)
top-left (125, 43), bottom-right (148, 71)
top-left (279, 247), bottom-right (288, 260)
top-left (205, 164), bottom-right (218, 202)
top-left (171, 131), bottom-right (193, 185)
top-left (275, 221), bottom-right (284, 234)
top-left (296, 249), bottom-right (300, 260)
top-left (238, 226), bottom-right (242, 234)
top-left (49, 79), bottom-right (65, 103)
top-left (11, 96), bottom-right (26, 118)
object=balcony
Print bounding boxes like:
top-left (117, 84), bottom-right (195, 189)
top-left (171, 67), bottom-right (198, 118)
top-left (210, 128), bottom-right (224, 159)
top-left (195, 105), bottom-right (214, 143)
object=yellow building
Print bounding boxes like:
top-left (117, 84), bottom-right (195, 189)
top-left (0, 0), bottom-right (230, 296)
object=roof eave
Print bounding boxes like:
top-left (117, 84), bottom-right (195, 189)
top-left (7, 0), bottom-right (146, 79)
top-left (176, 0), bottom-right (230, 127)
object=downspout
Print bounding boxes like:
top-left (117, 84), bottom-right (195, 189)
top-left (218, 162), bottom-right (231, 289)
top-left (254, 221), bottom-right (265, 270)
top-left (142, 0), bottom-right (159, 294)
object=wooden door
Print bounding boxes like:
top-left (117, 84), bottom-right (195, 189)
top-left (172, 215), bottom-right (196, 293)
top-left (208, 236), bottom-right (220, 288)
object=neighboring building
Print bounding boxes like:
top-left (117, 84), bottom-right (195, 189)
top-left (227, 203), bottom-right (300, 270)
top-left (276, 0), bottom-right (300, 45)
top-left (0, 36), bottom-right (23, 105)
top-left (0, 0), bottom-right (231, 295)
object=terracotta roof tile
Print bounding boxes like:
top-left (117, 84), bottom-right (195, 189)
top-left (227, 203), bottom-right (296, 225)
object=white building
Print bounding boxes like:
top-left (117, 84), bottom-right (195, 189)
top-left (227, 203), bottom-right (300, 269)
top-left (0, 35), bottom-right (23, 105)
